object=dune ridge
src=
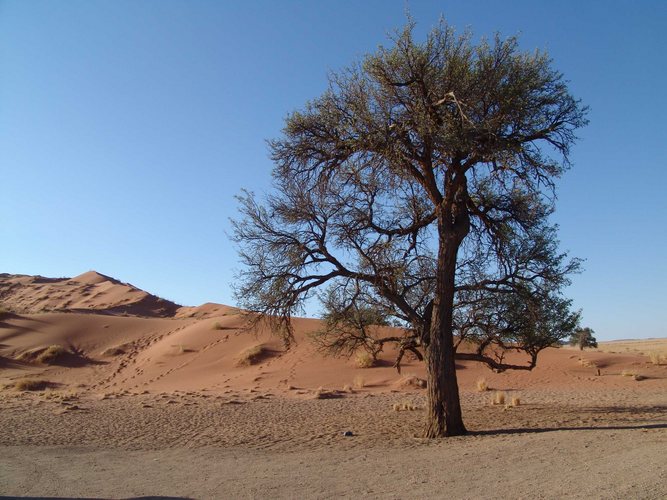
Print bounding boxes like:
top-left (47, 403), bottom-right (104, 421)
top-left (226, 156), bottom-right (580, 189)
top-left (0, 271), bottom-right (181, 317)
top-left (1, 271), bottom-right (665, 397)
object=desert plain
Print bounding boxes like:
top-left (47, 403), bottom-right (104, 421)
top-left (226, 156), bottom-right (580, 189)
top-left (0, 271), bottom-right (665, 499)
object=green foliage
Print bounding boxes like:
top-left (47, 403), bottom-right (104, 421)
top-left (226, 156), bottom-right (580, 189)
top-left (570, 327), bottom-right (598, 350)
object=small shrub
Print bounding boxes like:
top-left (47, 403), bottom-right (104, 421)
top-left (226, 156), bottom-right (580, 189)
top-left (621, 369), bottom-right (637, 377)
top-left (476, 378), bottom-right (489, 392)
top-left (212, 322), bottom-right (224, 331)
top-left (633, 374), bottom-right (646, 381)
top-left (343, 384), bottom-right (354, 393)
top-left (355, 351), bottom-right (375, 368)
top-left (511, 396), bottom-right (521, 407)
top-left (36, 345), bottom-right (68, 364)
top-left (14, 379), bottom-right (51, 391)
top-left (236, 344), bottom-right (268, 366)
top-left (492, 391), bottom-right (506, 405)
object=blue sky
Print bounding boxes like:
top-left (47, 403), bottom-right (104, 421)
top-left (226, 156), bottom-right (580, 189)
top-left (1, 0), bottom-right (665, 340)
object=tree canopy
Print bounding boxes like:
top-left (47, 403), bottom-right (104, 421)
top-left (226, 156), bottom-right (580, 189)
top-left (570, 327), bottom-right (598, 350)
top-left (233, 19), bottom-right (587, 437)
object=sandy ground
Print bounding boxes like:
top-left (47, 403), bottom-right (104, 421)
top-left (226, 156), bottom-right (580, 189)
top-left (1, 386), bottom-right (666, 499)
top-left (2, 430), bottom-right (665, 499)
top-left (1, 272), bottom-right (666, 498)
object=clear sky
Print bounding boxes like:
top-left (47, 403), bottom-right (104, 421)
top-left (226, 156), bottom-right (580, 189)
top-left (1, 0), bottom-right (665, 340)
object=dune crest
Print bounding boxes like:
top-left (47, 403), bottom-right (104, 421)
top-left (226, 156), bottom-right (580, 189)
top-left (70, 270), bottom-right (121, 285)
top-left (0, 271), bottom-right (180, 317)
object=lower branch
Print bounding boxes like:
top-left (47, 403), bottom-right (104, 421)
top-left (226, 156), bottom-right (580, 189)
top-left (454, 351), bottom-right (538, 372)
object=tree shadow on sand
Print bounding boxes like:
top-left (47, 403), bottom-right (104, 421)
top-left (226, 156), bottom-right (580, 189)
top-left (473, 422), bottom-right (667, 437)
top-left (0, 495), bottom-right (192, 500)
top-left (0, 497), bottom-right (193, 500)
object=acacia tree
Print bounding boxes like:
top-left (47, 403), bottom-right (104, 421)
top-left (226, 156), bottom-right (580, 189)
top-left (233, 20), bottom-right (587, 437)
top-left (570, 327), bottom-right (597, 350)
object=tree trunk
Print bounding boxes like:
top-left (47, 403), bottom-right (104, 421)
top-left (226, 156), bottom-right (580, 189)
top-left (424, 220), bottom-right (467, 438)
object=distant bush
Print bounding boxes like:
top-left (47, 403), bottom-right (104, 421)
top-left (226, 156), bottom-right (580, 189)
top-left (569, 327), bottom-right (598, 350)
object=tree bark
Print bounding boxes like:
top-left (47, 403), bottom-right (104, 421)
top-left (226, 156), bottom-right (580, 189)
top-left (424, 208), bottom-right (468, 438)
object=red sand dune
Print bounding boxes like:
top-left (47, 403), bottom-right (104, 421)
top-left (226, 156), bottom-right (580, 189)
top-left (1, 271), bottom-right (666, 397)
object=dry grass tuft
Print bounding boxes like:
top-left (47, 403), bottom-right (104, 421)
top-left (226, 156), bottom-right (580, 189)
top-left (342, 384), bottom-right (354, 393)
top-left (15, 348), bottom-right (39, 362)
top-left (212, 321), bottom-right (224, 331)
top-left (511, 396), bottom-right (521, 407)
top-left (395, 374), bottom-right (427, 389)
top-left (236, 344), bottom-right (268, 366)
top-left (354, 351), bottom-right (375, 368)
top-left (579, 358), bottom-right (597, 368)
top-left (393, 400), bottom-right (420, 411)
top-left (492, 391), bottom-right (506, 405)
top-left (313, 387), bottom-right (340, 399)
top-left (172, 344), bottom-right (196, 354)
top-left (476, 378), bottom-right (489, 392)
top-left (35, 345), bottom-right (69, 364)
top-left (648, 351), bottom-right (667, 365)
top-left (352, 375), bottom-right (366, 390)
top-left (102, 346), bottom-right (125, 357)
top-left (14, 379), bottom-right (52, 391)
top-left (621, 369), bottom-right (646, 380)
